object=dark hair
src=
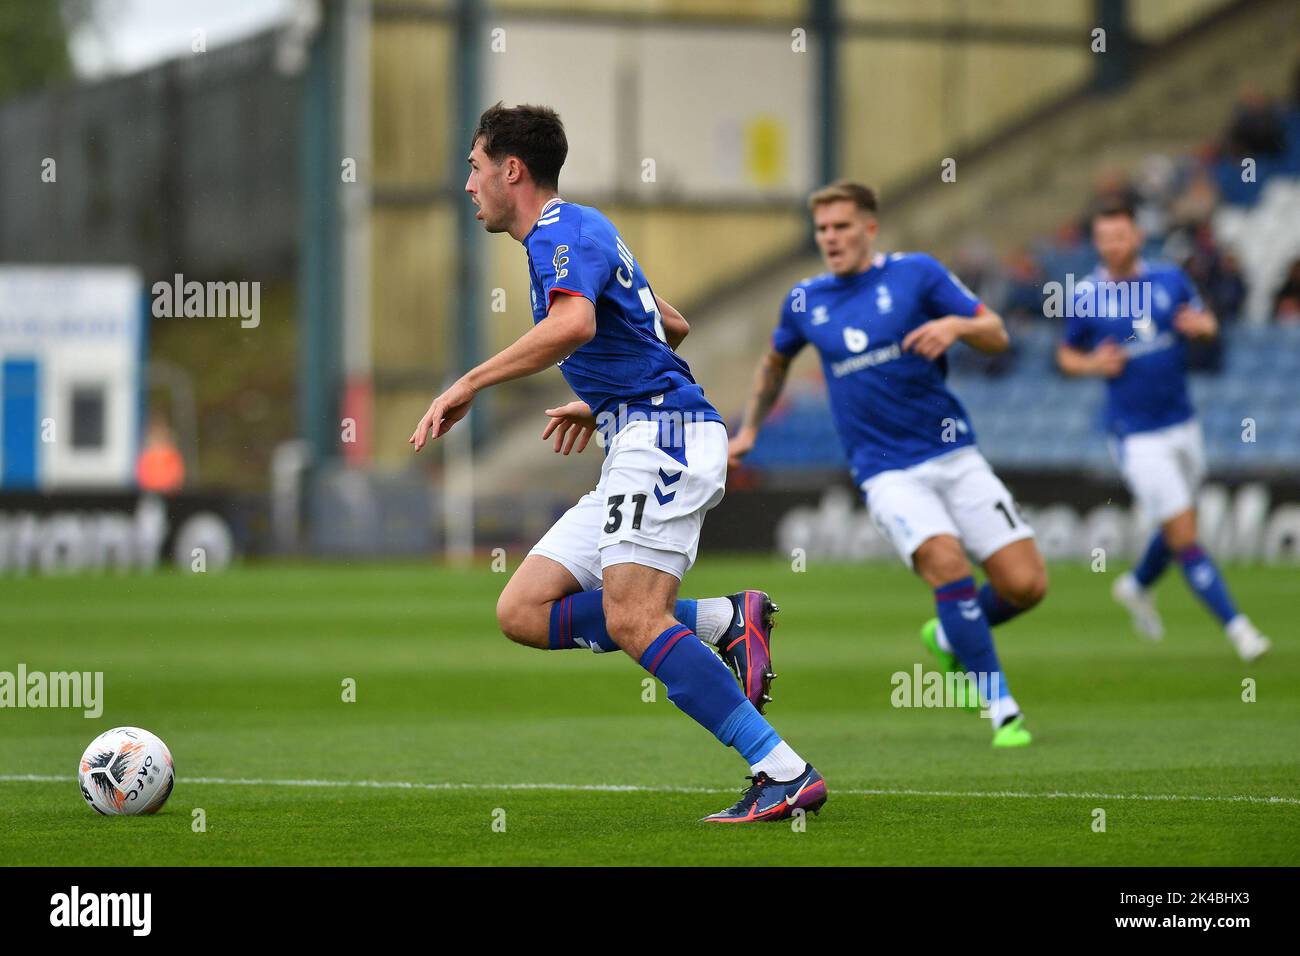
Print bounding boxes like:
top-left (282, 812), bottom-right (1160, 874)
top-left (809, 180), bottom-right (878, 215)
top-left (1092, 198), bottom-right (1137, 223)
top-left (472, 102), bottom-right (567, 191)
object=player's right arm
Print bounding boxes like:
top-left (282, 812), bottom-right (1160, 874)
top-left (730, 289), bottom-right (807, 467)
top-left (409, 295), bottom-right (596, 451)
top-left (1056, 340), bottom-right (1127, 378)
top-left (1056, 297), bottom-right (1126, 378)
top-left (729, 349), bottom-right (793, 467)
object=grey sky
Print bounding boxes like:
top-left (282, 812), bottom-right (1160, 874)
top-left (70, 0), bottom-right (295, 78)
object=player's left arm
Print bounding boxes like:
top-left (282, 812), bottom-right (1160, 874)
top-left (1172, 283), bottom-right (1218, 342)
top-left (1171, 270), bottom-right (1218, 341)
top-left (655, 294), bottom-right (689, 349)
top-left (1173, 304), bottom-right (1217, 340)
top-left (902, 306), bottom-right (1009, 359)
top-left (409, 294), bottom-right (597, 451)
top-left (905, 256), bottom-right (1009, 359)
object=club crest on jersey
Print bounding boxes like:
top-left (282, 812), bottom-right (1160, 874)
top-left (843, 326), bottom-right (869, 353)
top-left (552, 244), bottom-right (570, 280)
top-left (875, 284), bottom-right (893, 314)
top-left (811, 305), bottom-right (830, 325)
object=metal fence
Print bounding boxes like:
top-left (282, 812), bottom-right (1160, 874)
top-left (0, 30), bottom-right (300, 281)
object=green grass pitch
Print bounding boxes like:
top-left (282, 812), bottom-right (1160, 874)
top-left (1, 558), bottom-right (1296, 866)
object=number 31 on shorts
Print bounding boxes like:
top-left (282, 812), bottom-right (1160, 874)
top-left (604, 493), bottom-right (648, 533)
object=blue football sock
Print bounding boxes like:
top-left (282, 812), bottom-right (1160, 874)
top-left (548, 591), bottom-right (617, 652)
top-left (1177, 544), bottom-right (1239, 625)
top-left (674, 598), bottom-right (698, 633)
top-left (640, 624), bottom-right (780, 764)
top-left (935, 577), bottom-right (1010, 700)
top-left (547, 592), bottom-right (703, 653)
top-left (977, 583), bottom-right (1027, 626)
top-left (1133, 530), bottom-right (1171, 589)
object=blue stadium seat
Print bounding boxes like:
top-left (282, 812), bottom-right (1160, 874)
top-left (740, 327), bottom-right (1298, 476)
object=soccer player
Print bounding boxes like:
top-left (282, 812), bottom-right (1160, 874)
top-left (729, 180), bottom-right (1048, 747)
top-left (1056, 201), bottom-right (1271, 661)
top-left (410, 103), bottom-right (826, 821)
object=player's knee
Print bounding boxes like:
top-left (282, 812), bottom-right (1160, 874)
top-left (913, 536), bottom-right (971, 587)
top-left (1002, 564), bottom-right (1049, 609)
top-left (494, 592), bottom-right (538, 647)
top-left (601, 598), bottom-right (637, 645)
top-left (1162, 514), bottom-right (1197, 552)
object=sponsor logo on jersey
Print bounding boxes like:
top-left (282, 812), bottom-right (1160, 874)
top-left (830, 342), bottom-right (901, 378)
top-left (1123, 330), bottom-right (1177, 358)
top-left (843, 326), bottom-right (869, 353)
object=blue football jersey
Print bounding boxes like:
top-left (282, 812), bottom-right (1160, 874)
top-left (772, 252), bottom-right (984, 483)
top-left (1062, 261), bottom-right (1200, 437)
top-left (523, 198), bottom-right (720, 429)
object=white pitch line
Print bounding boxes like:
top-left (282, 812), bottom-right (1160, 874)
top-left (3, 774), bottom-right (1298, 806)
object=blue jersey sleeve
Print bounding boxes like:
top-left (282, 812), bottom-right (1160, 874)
top-left (919, 255), bottom-right (982, 319)
top-left (1063, 313), bottom-right (1093, 350)
top-left (1062, 280), bottom-right (1094, 349)
top-left (771, 289), bottom-right (807, 357)
top-left (530, 222), bottom-right (611, 309)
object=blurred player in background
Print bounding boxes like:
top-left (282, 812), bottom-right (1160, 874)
top-left (1056, 202), bottom-right (1271, 661)
top-left (411, 103), bottom-right (826, 821)
top-left (730, 181), bottom-right (1047, 747)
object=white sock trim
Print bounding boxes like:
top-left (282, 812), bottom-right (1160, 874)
top-left (990, 694), bottom-right (1020, 729)
top-left (935, 620), bottom-right (953, 654)
top-left (693, 597), bottom-right (735, 646)
top-left (752, 740), bottom-right (806, 782)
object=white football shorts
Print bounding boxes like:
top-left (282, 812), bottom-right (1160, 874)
top-left (529, 418), bottom-right (728, 590)
top-left (1109, 417), bottom-right (1205, 526)
top-left (861, 445), bottom-right (1035, 568)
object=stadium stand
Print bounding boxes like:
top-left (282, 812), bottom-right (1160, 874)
top-left (743, 58), bottom-right (1300, 478)
top-left (745, 321), bottom-right (1300, 476)
top-left (461, 0), bottom-right (1300, 499)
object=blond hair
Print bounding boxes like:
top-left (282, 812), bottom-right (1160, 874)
top-left (808, 180), bottom-right (878, 215)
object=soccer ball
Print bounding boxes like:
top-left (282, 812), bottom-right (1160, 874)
top-left (78, 727), bottom-right (175, 816)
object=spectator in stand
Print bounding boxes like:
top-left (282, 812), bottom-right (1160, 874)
top-left (1132, 154), bottom-right (1179, 239)
top-left (1216, 85), bottom-right (1287, 205)
top-left (136, 413), bottom-right (186, 493)
top-left (1284, 61), bottom-right (1300, 173)
top-left (1167, 163), bottom-right (1219, 229)
top-left (1206, 250), bottom-right (1247, 325)
top-left (1223, 85), bottom-right (1286, 159)
top-left (1002, 248), bottom-right (1045, 324)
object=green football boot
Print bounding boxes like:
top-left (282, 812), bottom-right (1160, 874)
top-left (920, 618), bottom-right (980, 712)
top-left (991, 714), bottom-right (1033, 748)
